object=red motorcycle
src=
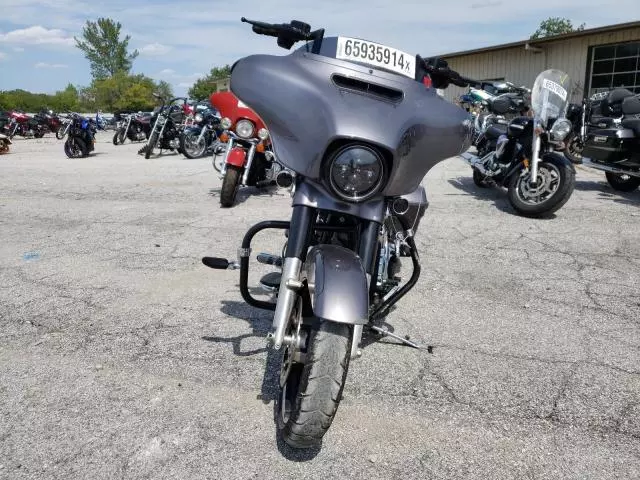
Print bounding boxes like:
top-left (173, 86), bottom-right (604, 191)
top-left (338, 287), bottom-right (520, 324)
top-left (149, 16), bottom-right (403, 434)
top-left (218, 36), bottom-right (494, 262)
top-left (34, 109), bottom-right (63, 135)
top-left (3, 111), bottom-right (46, 139)
top-left (210, 91), bottom-right (292, 207)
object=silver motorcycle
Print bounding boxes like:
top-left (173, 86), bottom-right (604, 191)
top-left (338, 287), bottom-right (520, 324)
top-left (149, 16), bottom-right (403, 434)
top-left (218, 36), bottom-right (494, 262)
top-left (203, 17), bottom-right (474, 449)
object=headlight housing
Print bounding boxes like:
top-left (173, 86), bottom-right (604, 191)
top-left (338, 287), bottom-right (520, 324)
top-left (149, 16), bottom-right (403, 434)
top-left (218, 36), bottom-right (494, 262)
top-left (220, 117), bottom-right (232, 130)
top-left (194, 113), bottom-right (203, 123)
top-left (327, 144), bottom-right (385, 202)
top-left (258, 128), bottom-right (269, 140)
top-left (550, 118), bottom-right (572, 141)
top-left (235, 119), bottom-right (255, 139)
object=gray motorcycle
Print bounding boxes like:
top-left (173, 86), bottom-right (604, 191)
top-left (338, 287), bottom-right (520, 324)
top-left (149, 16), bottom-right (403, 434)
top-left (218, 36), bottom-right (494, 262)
top-left (203, 17), bottom-right (474, 449)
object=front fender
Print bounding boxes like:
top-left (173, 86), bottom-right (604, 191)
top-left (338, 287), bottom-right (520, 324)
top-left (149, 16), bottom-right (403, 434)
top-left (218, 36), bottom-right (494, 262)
top-left (183, 125), bottom-right (202, 135)
top-left (303, 244), bottom-right (368, 325)
top-left (542, 151), bottom-right (576, 173)
top-left (505, 151), bottom-right (576, 184)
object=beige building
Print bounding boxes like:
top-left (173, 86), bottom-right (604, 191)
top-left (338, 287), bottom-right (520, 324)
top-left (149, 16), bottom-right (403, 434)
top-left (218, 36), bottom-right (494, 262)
top-left (212, 77), bottom-right (230, 92)
top-left (439, 21), bottom-right (640, 103)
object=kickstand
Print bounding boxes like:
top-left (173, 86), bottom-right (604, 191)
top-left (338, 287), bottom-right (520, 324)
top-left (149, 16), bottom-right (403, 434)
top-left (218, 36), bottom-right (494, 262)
top-left (369, 325), bottom-right (421, 349)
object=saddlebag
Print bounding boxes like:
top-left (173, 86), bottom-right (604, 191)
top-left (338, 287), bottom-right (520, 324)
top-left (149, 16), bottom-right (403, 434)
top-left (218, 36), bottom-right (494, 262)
top-left (582, 127), bottom-right (639, 163)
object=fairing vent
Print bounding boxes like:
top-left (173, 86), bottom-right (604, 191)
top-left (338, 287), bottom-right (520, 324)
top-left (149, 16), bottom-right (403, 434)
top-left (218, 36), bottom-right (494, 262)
top-left (331, 75), bottom-right (403, 103)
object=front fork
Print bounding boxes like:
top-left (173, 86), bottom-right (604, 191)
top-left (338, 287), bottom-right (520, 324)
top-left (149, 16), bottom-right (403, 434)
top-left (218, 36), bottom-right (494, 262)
top-left (123, 116), bottom-right (132, 138)
top-left (219, 137), bottom-right (234, 177)
top-left (530, 125), bottom-right (542, 187)
top-left (269, 206), bottom-right (314, 350)
top-left (196, 125), bottom-right (208, 144)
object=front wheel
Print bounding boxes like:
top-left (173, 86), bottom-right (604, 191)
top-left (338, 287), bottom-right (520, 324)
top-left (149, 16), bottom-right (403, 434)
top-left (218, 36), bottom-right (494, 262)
top-left (507, 156), bottom-right (575, 218)
top-left (564, 132), bottom-right (583, 164)
top-left (56, 124), bottom-right (69, 140)
top-left (605, 172), bottom-right (640, 192)
top-left (276, 319), bottom-right (351, 449)
top-left (112, 129), bottom-right (125, 145)
top-left (472, 167), bottom-right (490, 188)
top-left (64, 137), bottom-right (87, 158)
top-left (180, 131), bottom-right (207, 159)
top-left (144, 133), bottom-right (158, 159)
top-left (220, 165), bottom-right (242, 207)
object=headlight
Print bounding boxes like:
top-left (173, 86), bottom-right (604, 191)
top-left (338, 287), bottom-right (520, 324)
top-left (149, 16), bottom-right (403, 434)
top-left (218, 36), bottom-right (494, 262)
top-left (195, 113), bottom-right (203, 123)
top-left (327, 144), bottom-right (385, 202)
top-left (235, 119), bottom-right (254, 138)
top-left (220, 117), bottom-right (232, 129)
top-left (258, 128), bottom-right (269, 140)
top-left (550, 118), bottom-right (572, 141)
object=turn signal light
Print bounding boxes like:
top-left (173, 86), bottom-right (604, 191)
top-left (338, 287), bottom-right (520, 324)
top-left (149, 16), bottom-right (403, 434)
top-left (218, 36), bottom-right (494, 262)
top-left (219, 133), bottom-right (229, 142)
top-left (256, 142), bottom-right (265, 153)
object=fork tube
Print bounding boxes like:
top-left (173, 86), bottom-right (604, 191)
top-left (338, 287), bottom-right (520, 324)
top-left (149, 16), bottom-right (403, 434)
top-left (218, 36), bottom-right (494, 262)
top-left (530, 133), bottom-right (541, 187)
top-left (124, 116), bottom-right (132, 138)
top-left (220, 138), bottom-right (234, 176)
top-left (241, 143), bottom-right (257, 185)
top-left (272, 205), bottom-right (315, 349)
top-left (196, 125), bottom-right (207, 144)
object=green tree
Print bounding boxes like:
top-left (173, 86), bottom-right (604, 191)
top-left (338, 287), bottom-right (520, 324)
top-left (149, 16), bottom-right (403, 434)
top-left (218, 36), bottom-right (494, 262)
top-left (154, 80), bottom-right (174, 101)
top-left (75, 18), bottom-right (139, 80)
top-left (530, 17), bottom-right (585, 39)
top-left (188, 65), bottom-right (231, 101)
top-left (52, 84), bottom-right (79, 111)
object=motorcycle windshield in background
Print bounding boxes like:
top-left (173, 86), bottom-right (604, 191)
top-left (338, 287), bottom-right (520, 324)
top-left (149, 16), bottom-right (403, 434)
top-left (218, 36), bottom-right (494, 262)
top-left (531, 69), bottom-right (572, 128)
top-left (470, 88), bottom-right (493, 102)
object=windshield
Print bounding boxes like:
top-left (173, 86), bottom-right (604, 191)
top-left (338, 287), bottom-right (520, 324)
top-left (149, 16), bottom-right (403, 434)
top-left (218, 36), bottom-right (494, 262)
top-left (531, 69), bottom-right (572, 127)
top-left (469, 88), bottom-right (494, 101)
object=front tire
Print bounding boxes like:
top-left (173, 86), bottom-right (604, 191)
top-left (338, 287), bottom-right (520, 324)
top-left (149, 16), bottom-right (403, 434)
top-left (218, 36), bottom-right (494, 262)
top-left (472, 168), bottom-right (490, 188)
top-left (605, 172), bottom-right (640, 192)
top-left (220, 165), bottom-right (241, 207)
top-left (144, 133), bottom-right (158, 159)
top-left (64, 137), bottom-right (87, 158)
top-left (112, 129), bottom-right (125, 145)
top-left (564, 132), bottom-right (583, 164)
top-left (507, 156), bottom-right (575, 218)
top-left (180, 131), bottom-right (207, 159)
top-left (276, 320), bottom-right (351, 449)
top-left (56, 124), bottom-right (68, 140)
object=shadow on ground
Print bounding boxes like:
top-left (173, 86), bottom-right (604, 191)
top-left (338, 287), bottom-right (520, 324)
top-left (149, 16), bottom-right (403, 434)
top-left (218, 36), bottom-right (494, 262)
top-left (573, 179), bottom-right (640, 207)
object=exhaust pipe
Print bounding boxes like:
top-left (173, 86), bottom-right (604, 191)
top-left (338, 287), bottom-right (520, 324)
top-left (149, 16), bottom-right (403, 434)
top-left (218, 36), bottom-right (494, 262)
top-left (276, 170), bottom-right (294, 188)
top-left (582, 157), bottom-right (640, 178)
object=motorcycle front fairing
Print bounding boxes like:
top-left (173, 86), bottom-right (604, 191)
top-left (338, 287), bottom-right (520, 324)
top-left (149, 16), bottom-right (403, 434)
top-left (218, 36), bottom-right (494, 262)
top-left (229, 37), bottom-right (471, 198)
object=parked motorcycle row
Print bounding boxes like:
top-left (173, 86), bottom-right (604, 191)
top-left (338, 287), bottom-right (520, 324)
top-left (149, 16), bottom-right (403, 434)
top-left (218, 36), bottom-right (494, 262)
top-left (459, 73), bottom-right (640, 215)
top-left (0, 108), bottom-right (119, 157)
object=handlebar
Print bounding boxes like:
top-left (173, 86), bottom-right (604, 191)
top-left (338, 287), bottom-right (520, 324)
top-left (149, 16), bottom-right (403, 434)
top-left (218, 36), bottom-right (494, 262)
top-left (240, 18), bottom-right (478, 89)
top-left (418, 55), bottom-right (480, 89)
top-left (241, 17), bottom-right (324, 50)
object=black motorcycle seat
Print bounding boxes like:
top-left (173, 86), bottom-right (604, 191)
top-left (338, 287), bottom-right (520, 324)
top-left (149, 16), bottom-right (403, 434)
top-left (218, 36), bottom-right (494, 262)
top-left (601, 88), bottom-right (634, 116)
top-left (485, 123), bottom-right (508, 139)
top-left (621, 95), bottom-right (640, 115)
top-left (590, 116), bottom-right (618, 128)
top-left (621, 118), bottom-right (640, 136)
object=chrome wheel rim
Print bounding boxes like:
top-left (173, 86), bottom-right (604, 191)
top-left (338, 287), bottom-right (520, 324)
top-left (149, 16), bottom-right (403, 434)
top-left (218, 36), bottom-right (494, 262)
top-left (516, 163), bottom-right (561, 205)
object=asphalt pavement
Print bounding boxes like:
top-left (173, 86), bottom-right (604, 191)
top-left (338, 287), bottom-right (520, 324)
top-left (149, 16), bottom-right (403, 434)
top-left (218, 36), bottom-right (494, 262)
top-left (0, 132), bottom-right (638, 479)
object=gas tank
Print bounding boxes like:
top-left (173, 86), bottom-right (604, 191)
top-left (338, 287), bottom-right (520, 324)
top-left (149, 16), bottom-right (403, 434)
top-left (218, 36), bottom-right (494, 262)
top-left (507, 116), bottom-right (532, 138)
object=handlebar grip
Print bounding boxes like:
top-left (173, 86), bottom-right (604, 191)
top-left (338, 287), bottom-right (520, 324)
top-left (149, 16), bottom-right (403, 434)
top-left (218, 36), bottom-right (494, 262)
top-left (252, 25), bottom-right (279, 37)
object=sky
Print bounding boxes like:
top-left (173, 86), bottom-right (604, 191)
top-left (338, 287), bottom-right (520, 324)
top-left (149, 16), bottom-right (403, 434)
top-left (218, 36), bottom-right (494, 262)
top-left (0, 0), bottom-right (639, 97)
